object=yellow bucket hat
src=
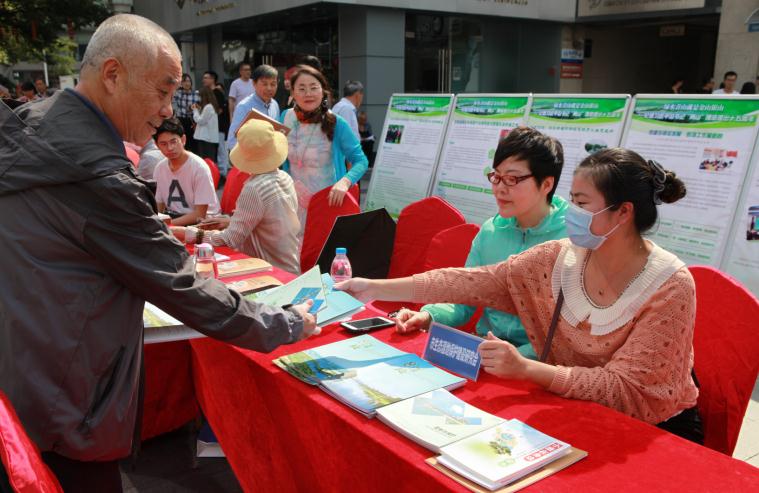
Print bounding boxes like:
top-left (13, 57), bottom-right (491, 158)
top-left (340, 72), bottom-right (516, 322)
top-left (229, 119), bottom-right (288, 174)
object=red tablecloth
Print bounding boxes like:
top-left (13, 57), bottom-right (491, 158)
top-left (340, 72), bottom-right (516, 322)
top-left (189, 270), bottom-right (759, 492)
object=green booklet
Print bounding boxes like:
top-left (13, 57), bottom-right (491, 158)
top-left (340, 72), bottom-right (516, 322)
top-left (274, 334), bottom-right (407, 385)
top-left (275, 335), bottom-right (465, 417)
top-left (437, 419), bottom-right (572, 490)
top-left (376, 389), bottom-right (505, 452)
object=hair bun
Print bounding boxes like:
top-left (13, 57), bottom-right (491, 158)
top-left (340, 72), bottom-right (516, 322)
top-left (658, 170), bottom-right (686, 204)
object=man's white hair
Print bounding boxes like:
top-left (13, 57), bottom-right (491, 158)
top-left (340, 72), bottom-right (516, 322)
top-left (81, 14), bottom-right (180, 76)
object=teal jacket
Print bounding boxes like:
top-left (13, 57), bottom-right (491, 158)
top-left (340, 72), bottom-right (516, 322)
top-left (279, 109), bottom-right (368, 186)
top-left (422, 195), bottom-right (569, 359)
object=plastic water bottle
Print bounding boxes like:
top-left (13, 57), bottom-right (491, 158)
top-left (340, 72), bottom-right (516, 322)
top-left (195, 243), bottom-right (218, 280)
top-left (330, 247), bottom-right (352, 283)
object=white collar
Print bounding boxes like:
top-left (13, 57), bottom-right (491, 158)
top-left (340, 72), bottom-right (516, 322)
top-left (551, 240), bottom-right (685, 335)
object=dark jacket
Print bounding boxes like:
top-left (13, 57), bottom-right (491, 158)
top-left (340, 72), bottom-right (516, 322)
top-left (0, 90), bottom-right (304, 461)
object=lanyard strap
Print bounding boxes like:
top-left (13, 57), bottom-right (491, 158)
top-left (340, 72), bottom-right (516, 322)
top-left (540, 289), bottom-right (565, 363)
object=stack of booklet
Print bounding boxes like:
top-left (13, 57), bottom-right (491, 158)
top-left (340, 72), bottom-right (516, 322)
top-left (274, 335), bottom-right (465, 417)
top-left (377, 388), bottom-right (586, 491)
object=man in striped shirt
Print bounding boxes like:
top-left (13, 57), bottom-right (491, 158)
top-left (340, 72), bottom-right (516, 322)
top-left (173, 119), bottom-right (301, 274)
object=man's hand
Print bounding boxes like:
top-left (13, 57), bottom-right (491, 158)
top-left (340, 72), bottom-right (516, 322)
top-left (198, 216), bottom-right (231, 230)
top-left (169, 226), bottom-right (187, 242)
top-left (328, 178), bottom-right (351, 207)
top-left (394, 309), bottom-right (432, 334)
top-left (291, 299), bottom-right (321, 340)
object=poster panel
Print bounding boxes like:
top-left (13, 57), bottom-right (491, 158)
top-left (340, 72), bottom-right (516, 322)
top-left (366, 94), bottom-right (454, 218)
top-left (621, 95), bottom-right (759, 265)
top-left (525, 95), bottom-right (631, 200)
top-left (431, 94), bottom-right (530, 225)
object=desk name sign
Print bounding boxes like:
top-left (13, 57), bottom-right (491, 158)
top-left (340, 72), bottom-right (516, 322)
top-left (422, 323), bottom-right (482, 381)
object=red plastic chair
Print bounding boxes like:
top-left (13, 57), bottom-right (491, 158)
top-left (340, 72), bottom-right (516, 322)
top-left (0, 391), bottom-right (63, 493)
top-left (300, 185), bottom-right (360, 272)
top-left (203, 158), bottom-right (221, 189)
top-left (123, 142), bottom-right (140, 168)
top-left (219, 167), bottom-right (251, 215)
top-left (349, 183), bottom-right (360, 204)
top-left (387, 197), bottom-right (466, 279)
top-left (422, 223), bottom-right (480, 271)
top-left (689, 265), bottom-right (759, 456)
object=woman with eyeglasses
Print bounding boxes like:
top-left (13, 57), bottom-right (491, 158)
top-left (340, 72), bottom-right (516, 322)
top-left (392, 127), bottom-right (568, 360)
top-left (337, 148), bottom-right (702, 443)
top-left (279, 65), bottom-right (368, 230)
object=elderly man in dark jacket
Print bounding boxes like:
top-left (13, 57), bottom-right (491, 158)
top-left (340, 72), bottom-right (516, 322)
top-left (0, 14), bottom-right (318, 492)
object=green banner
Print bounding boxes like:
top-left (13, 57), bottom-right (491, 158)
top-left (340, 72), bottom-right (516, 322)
top-left (529, 97), bottom-right (628, 125)
top-left (631, 99), bottom-right (759, 129)
top-left (390, 96), bottom-right (451, 117)
top-left (454, 96), bottom-right (528, 120)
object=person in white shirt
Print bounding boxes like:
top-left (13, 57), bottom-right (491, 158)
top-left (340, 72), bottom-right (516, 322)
top-left (137, 139), bottom-right (165, 181)
top-left (228, 62), bottom-right (254, 116)
top-left (331, 80), bottom-right (363, 138)
top-left (192, 86), bottom-right (220, 161)
top-left (153, 117), bottom-right (219, 226)
top-left (713, 71), bottom-right (739, 95)
top-left (173, 119), bottom-right (301, 274)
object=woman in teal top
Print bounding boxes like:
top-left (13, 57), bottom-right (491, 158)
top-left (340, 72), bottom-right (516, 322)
top-left (279, 65), bottom-right (367, 230)
top-left (394, 127), bottom-right (567, 359)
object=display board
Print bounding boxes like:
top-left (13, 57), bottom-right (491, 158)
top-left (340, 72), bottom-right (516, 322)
top-left (430, 94), bottom-right (530, 225)
top-left (621, 95), bottom-right (759, 266)
top-left (525, 94), bottom-right (631, 200)
top-left (722, 135), bottom-right (759, 296)
top-left (366, 94), bottom-right (454, 218)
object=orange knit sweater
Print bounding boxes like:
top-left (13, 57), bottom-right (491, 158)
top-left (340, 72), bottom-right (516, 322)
top-left (412, 239), bottom-right (699, 424)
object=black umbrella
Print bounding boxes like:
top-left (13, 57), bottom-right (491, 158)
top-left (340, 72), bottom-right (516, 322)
top-left (316, 208), bottom-right (396, 279)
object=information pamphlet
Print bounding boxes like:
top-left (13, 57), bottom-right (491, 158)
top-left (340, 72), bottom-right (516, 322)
top-left (274, 335), bottom-right (465, 417)
top-left (319, 353), bottom-right (465, 417)
top-left (143, 302), bottom-right (205, 344)
top-left (317, 273), bottom-right (364, 325)
top-left (217, 257), bottom-right (272, 278)
top-left (437, 419), bottom-right (572, 490)
top-left (377, 389), bottom-right (505, 452)
top-left (250, 265), bottom-right (326, 314)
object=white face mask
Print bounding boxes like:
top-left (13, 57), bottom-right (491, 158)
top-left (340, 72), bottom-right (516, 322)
top-left (566, 203), bottom-right (621, 250)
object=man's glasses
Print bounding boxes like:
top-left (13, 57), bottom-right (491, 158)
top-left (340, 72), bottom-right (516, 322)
top-left (487, 171), bottom-right (533, 186)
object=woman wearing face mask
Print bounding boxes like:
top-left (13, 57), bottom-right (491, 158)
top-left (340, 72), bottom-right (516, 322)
top-left (336, 148), bottom-right (702, 443)
top-left (279, 65), bottom-right (368, 230)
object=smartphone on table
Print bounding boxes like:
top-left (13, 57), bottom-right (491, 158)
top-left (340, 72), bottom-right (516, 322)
top-left (340, 317), bottom-right (395, 333)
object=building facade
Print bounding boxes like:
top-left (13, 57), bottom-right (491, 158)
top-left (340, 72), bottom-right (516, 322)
top-left (129, 0), bottom-right (755, 142)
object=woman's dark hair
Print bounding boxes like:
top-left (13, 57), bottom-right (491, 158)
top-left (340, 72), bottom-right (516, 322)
top-left (576, 148), bottom-right (686, 233)
top-left (154, 117), bottom-right (184, 140)
top-left (492, 126), bottom-right (564, 204)
top-left (21, 81), bottom-right (35, 92)
top-left (290, 65), bottom-right (336, 141)
top-left (198, 86), bottom-right (219, 113)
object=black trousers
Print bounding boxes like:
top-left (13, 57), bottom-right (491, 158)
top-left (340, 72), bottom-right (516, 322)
top-left (196, 140), bottom-right (218, 162)
top-left (656, 406), bottom-right (704, 445)
top-left (41, 452), bottom-right (123, 493)
top-left (177, 116), bottom-right (196, 153)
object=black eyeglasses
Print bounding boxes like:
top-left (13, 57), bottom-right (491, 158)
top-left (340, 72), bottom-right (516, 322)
top-left (487, 171), bottom-right (533, 186)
